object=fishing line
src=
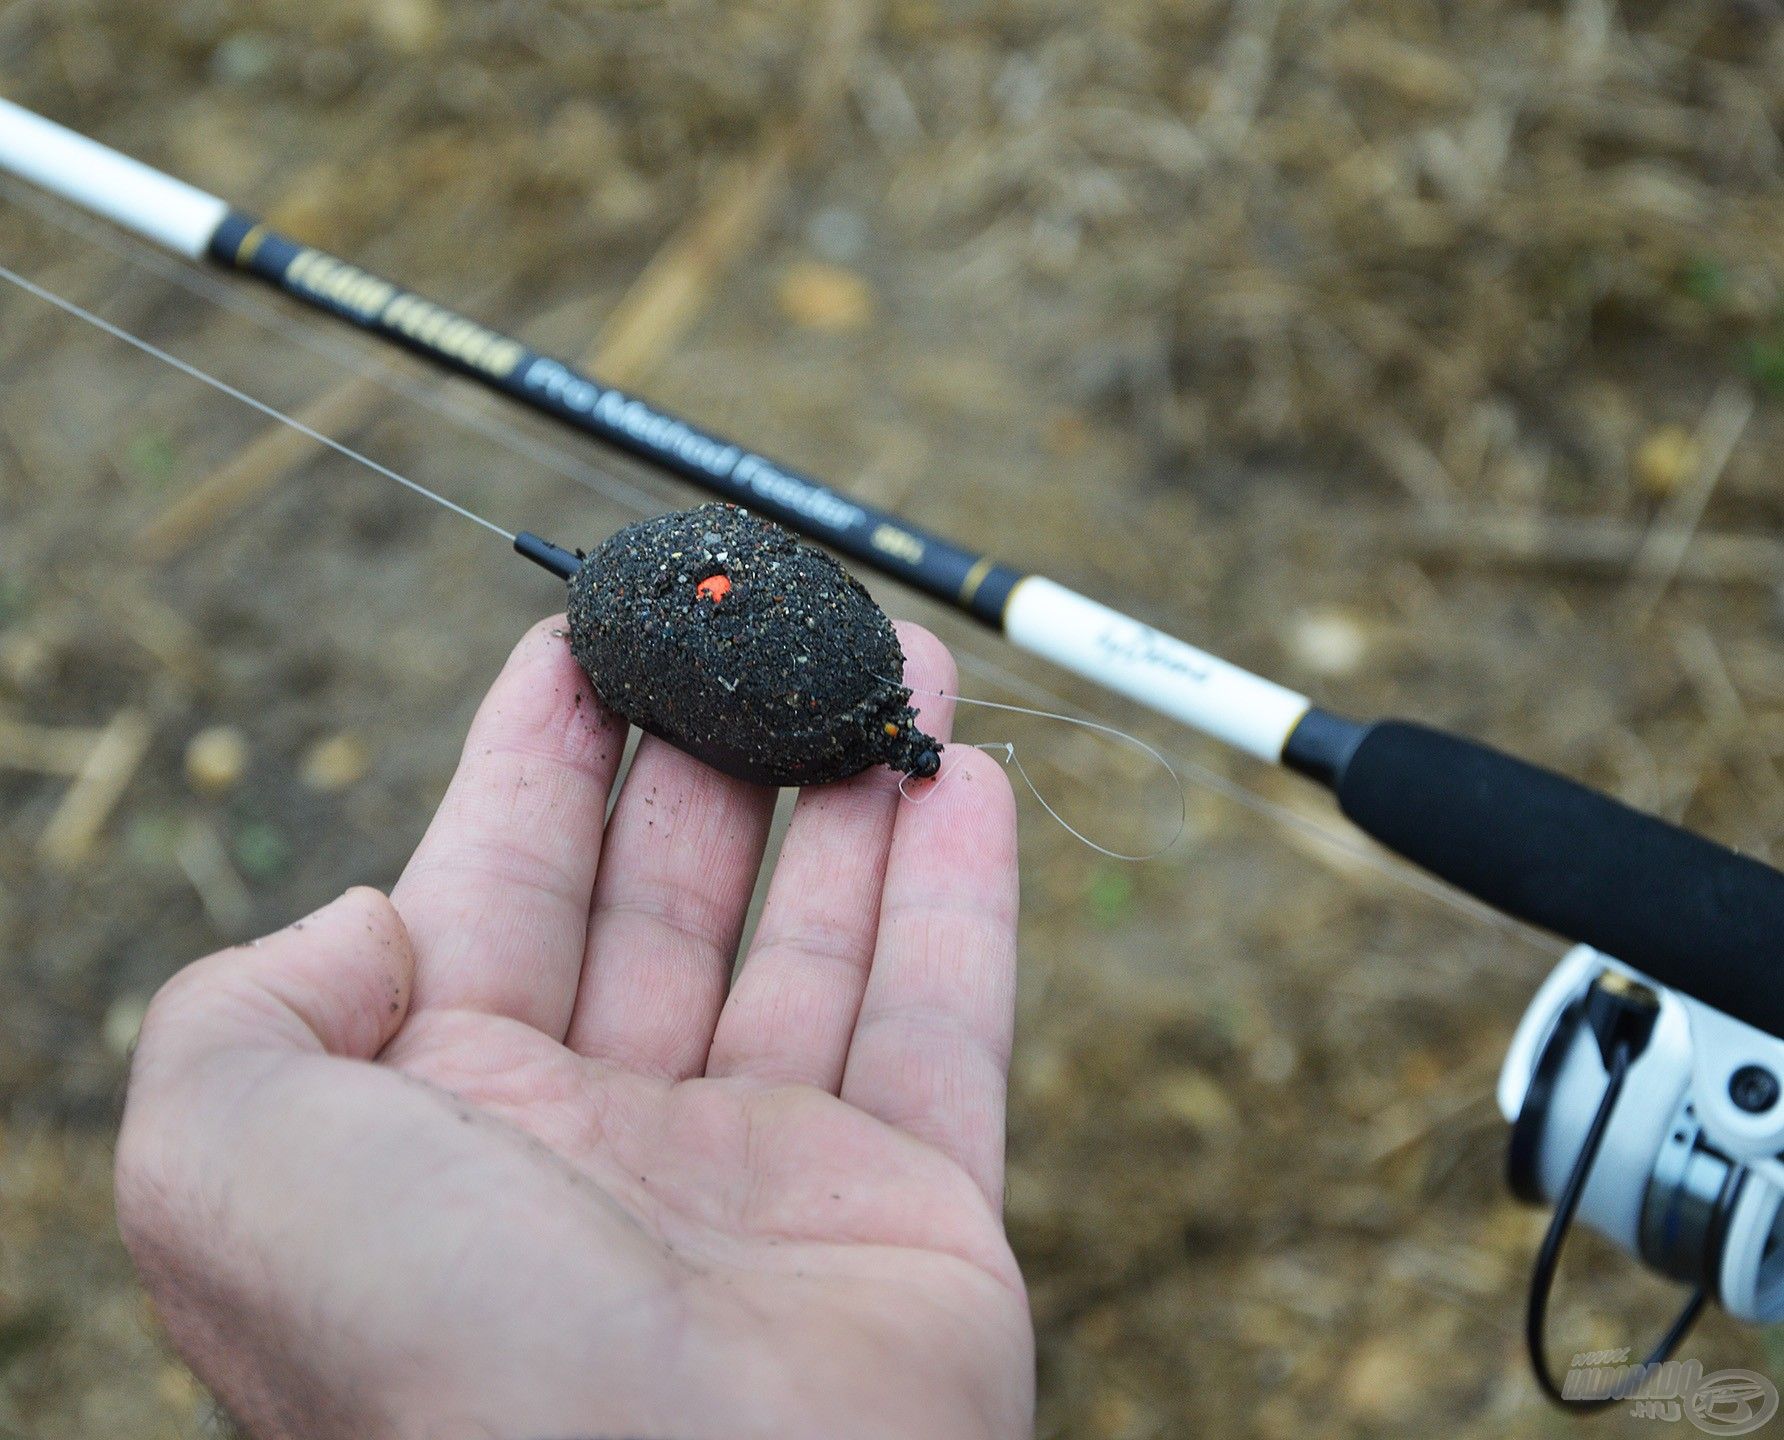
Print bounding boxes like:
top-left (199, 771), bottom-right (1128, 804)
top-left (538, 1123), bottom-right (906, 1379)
top-left (886, 679), bottom-right (1187, 863)
top-left (947, 649), bottom-right (1557, 964)
top-left (0, 176), bottom-right (670, 520)
top-left (0, 260), bottom-right (517, 543)
top-left (0, 226), bottom-right (1560, 953)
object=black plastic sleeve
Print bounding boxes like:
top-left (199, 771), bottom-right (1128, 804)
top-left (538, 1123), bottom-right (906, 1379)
top-left (512, 532), bottom-right (582, 580)
top-left (1288, 712), bottom-right (1784, 1039)
top-left (205, 211), bottom-right (1027, 625)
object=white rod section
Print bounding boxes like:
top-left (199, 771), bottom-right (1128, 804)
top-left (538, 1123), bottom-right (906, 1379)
top-left (1004, 578), bottom-right (1309, 761)
top-left (0, 98), bottom-right (228, 259)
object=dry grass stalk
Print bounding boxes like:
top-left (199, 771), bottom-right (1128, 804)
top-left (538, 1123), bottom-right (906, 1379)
top-left (1625, 383), bottom-right (1756, 621)
top-left (0, 715), bottom-right (103, 775)
top-left (1405, 508), bottom-right (1783, 588)
top-left (36, 707), bottom-right (152, 868)
top-left (174, 817), bottom-right (254, 934)
top-left (587, 132), bottom-right (800, 387)
top-left (1634, 385), bottom-right (1755, 620)
top-left (87, 574), bottom-right (213, 685)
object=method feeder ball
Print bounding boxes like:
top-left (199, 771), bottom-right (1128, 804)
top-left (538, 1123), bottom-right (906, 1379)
top-left (516, 504), bottom-right (943, 787)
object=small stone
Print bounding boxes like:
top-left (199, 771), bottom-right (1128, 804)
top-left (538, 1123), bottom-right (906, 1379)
top-left (544, 101), bottom-right (619, 172)
top-left (806, 205), bottom-right (869, 263)
top-left (1340, 1337), bottom-right (1426, 1420)
top-left (1634, 423), bottom-right (1700, 496)
top-left (1156, 1069), bottom-right (1239, 1136)
top-left (0, 631), bottom-right (51, 690)
top-left (589, 166), bottom-right (654, 229)
top-left (776, 260), bottom-right (874, 333)
top-left (1286, 608), bottom-right (1368, 677)
top-left (1250, 1033), bottom-right (1300, 1086)
top-left (370, 0), bottom-right (444, 53)
top-left (208, 31), bottom-right (279, 85)
top-left (301, 733), bottom-right (369, 792)
top-left (184, 725), bottom-right (249, 797)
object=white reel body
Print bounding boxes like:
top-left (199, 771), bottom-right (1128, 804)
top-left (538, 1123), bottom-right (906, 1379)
top-left (1500, 947), bottom-right (1784, 1324)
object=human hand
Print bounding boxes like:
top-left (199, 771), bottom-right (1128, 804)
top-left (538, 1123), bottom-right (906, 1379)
top-left (115, 617), bottom-right (1030, 1440)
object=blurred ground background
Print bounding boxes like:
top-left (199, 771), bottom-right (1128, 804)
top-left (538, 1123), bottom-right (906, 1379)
top-left (2, 1), bottom-right (1783, 1435)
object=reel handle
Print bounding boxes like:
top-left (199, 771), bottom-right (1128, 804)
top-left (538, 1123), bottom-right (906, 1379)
top-left (1286, 713), bottom-right (1784, 1040)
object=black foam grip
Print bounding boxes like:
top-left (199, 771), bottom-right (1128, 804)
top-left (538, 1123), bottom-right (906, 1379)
top-left (1334, 720), bottom-right (1784, 1039)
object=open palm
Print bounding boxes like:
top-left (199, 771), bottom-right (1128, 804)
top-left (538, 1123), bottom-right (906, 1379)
top-left (117, 618), bottom-right (1031, 1440)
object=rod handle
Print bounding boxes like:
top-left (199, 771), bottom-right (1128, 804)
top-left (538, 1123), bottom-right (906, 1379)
top-left (1287, 713), bottom-right (1784, 1038)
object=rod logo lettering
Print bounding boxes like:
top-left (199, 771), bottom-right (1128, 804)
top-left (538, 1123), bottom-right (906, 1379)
top-left (283, 249), bottom-right (524, 380)
top-left (873, 525), bottom-right (926, 566)
top-left (1093, 623), bottom-right (1212, 684)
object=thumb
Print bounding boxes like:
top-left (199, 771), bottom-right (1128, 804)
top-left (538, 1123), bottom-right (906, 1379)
top-left (114, 891), bottom-right (427, 1432)
top-left (129, 887), bottom-right (415, 1092)
top-left (116, 887), bottom-right (417, 1275)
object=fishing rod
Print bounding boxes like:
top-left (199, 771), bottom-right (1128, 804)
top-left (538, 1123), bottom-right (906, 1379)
top-left (5, 98), bottom-right (1784, 1397)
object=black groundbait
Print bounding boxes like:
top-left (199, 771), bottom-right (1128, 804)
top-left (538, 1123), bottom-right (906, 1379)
top-left (561, 504), bottom-right (942, 787)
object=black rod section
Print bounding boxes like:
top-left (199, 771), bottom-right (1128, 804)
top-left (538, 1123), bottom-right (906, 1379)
top-left (207, 212), bottom-right (1026, 626)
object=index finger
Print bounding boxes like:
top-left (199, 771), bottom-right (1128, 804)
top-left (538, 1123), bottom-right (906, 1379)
top-left (391, 616), bottom-right (627, 1039)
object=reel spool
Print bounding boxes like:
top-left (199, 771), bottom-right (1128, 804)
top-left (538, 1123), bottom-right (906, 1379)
top-left (1500, 947), bottom-right (1784, 1402)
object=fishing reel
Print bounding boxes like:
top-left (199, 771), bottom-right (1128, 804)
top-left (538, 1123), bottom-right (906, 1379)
top-left (1500, 946), bottom-right (1784, 1402)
